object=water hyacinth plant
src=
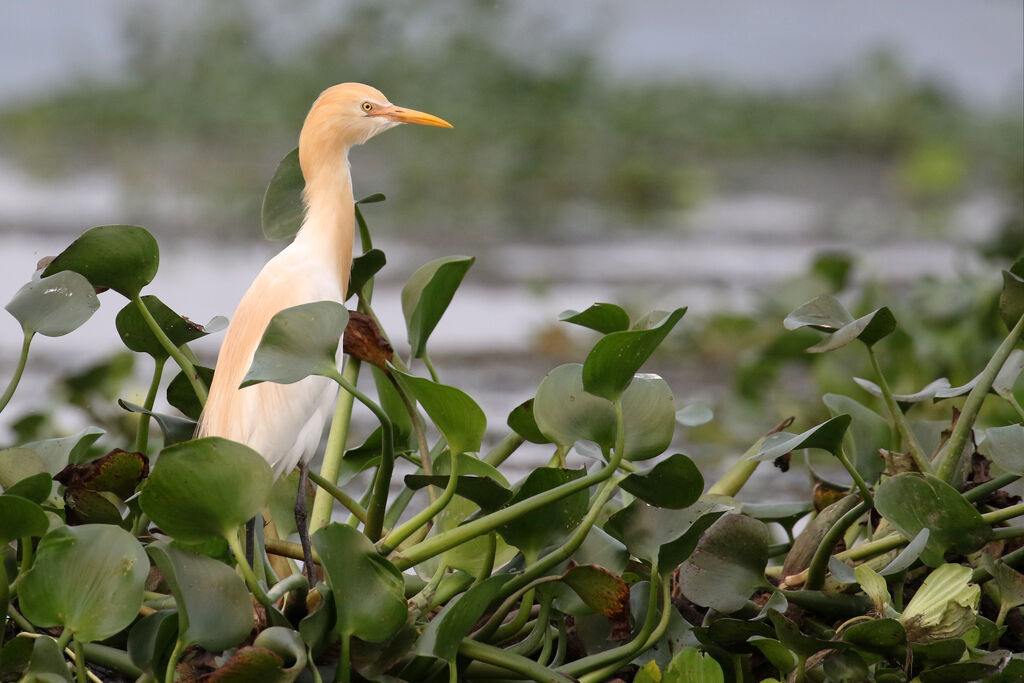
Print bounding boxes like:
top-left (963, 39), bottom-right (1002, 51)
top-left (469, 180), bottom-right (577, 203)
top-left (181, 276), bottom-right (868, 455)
top-left (0, 150), bottom-right (1022, 682)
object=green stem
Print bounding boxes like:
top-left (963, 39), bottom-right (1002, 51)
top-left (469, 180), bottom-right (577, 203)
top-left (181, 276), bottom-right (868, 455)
top-left (457, 639), bottom-right (575, 683)
top-left (7, 604), bottom-right (34, 632)
top-left (1004, 390), bottom-right (1024, 422)
top-left (423, 354), bottom-right (441, 383)
top-left (164, 638), bottom-right (185, 683)
top-left (0, 559), bottom-right (8, 647)
top-left (71, 639), bottom-right (88, 683)
top-left (491, 586), bottom-right (537, 644)
top-left (311, 357), bottom-right (361, 534)
top-left (81, 643), bottom-right (142, 678)
top-left (868, 347), bottom-right (932, 474)
top-left (936, 312), bottom-right (1024, 482)
top-left (507, 595), bottom-right (552, 655)
top-left (981, 503), bottom-right (1024, 526)
top-left (965, 474), bottom-right (1020, 502)
top-left (561, 570), bottom-right (668, 680)
top-left (308, 469), bottom-right (367, 524)
top-left (266, 573), bottom-right (309, 603)
top-left (57, 628), bottom-right (73, 650)
top-left (328, 369), bottom-right (393, 541)
top-left (836, 447), bottom-right (873, 505)
top-left (135, 356), bottom-right (166, 453)
top-left (974, 545), bottom-right (1024, 583)
top-left (379, 457), bottom-right (459, 554)
top-left (225, 532), bottom-right (275, 612)
top-left (707, 435), bottom-right (768, 497)
top-left (472, 532), bottom-right (497, 587)
top-left (132, 295), bottom-right (206, 405)
top-left (0, 331), bottom-right (32, 414)
top-left (393, 403), bottom-right (626, 571)
top-left (804, 500), bottom-right (870, 590)
top-left (836, 533), bottom-right (907, 563)
top-left (482, 432), bottom-right (525, 468)
top-left (990, 526), bottom-right (1024, 541)
top-left (336, 634), bottom-right (351, 683)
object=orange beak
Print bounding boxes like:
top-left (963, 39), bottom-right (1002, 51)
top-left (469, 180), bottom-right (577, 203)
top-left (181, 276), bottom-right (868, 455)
top-left (375, 105), bottom-right (453, 128)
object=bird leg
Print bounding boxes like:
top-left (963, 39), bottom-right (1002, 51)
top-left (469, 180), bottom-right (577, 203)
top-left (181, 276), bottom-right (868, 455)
top-left (295, 462), bottom-right (317, 586)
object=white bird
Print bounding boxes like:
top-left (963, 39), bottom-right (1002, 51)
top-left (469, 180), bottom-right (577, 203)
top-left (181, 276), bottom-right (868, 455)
top-left (197, 83), bottom-right (451, 577)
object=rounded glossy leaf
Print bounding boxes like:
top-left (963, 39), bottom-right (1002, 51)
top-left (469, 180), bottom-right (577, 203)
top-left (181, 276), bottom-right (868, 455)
top-left (401, 255), bottom-right (474, 358)
top-left (560, 564), bottom-right (630, 622)
top-left (621, 453), bottom-right (703, 508)
top-left (665, 647), bottom-right (725, 683)
top-left (823, 393), bottom-right (888, 483)
top-left (999, 260), bottom-right (1024, 329)
top-left (5, 271), bottom-right (99, 337)
top-left (497, 467), bottom-right (588, 556)
top-left (0, 447), bottom-right (48, 493)
top-left (128, 610), bottom-right (178, 680)
top-left (751, 415), bottom-right (852, 461)
top-left (147, 541), bottom-right (254, 651)
top-left (3, 471), bottom-right (53, 503)
top-left (620, 373), bottom-right (676, 460)
top-left (395, 371), bottom-right (485, 456)
top-left (0, 494), bottom-right (48, 544)
top-left (676, 514), bottom-right (771, 613)
top-left (875, 473), bottom-right (991, 566)
top-left (116, 295), bottom-right (222, 359)
top-left (253, 627), bottom-right (308, 679)
top-left (841, 618), bottom-right (906, 654)
top-left (119, 400), bottom-right (196, 446)
top-left (676, 401), bottom-right (714, 427)
top-left (507, 399), bottom-right (550, 444)
top-left (604, 499), bottom-right (730, 573)
top-left (784, 295), bottom-right (854, 332)
top-left (983, 424), bottom-right (1024, 475)
top-left (559, 303), bottom-right (630, 334)
top-left (312, 523), bottom-right (406, 643)
top-left (346, 248), bottom-right (386, 301)
top-left (140, 437), bottom-right (274, 543)
top-left (807, 307), bottom-right (896, 352)
top-left (22, 426), bottom-right (104, 473)
top-left (43, 225), bottom-right (159, 298)
top-left (19, 524), bottom-right (148, 643)
top-left (534, 363), bottom-right (616, 449)
top-left (241, 301), bottom-right (347, 387)
top-left (23, 636), bottom-right (73, 683)
top-left (261, 147), bottom-right (305, 241)
top-left (581, 307), bottom-right (685, 401)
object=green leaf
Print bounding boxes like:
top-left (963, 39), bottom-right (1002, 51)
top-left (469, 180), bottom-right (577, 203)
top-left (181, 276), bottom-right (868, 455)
top-left (634, 660), bottom-right (663, 683)
top-left (856, 564), bottom-right (893, 615)
top-left (394, 372), bottom-right (485, 456)
top-left (533, 364), bottom-right (676, 460)
top-left (23, 636), bottom-right (73, 682)
top-left (5, 271), bottom-right (99, 337)
top-left (874, 473), bottom-right (991, 566)
top-left (139, 437), bottom-right (274, 544)
top-left (208, 647), bottom-right (286, 683)
top-left (0, 447), bottom-right (48, 493)
top-left (506, 399), bottom-right (550, 444)
top-left (751, 415), bottom-right (852, 461)
top-left (853, 376), bottom-right (953, 405)
top-left (261, 147), bottom-right (305, 240)
top-left (43, 225), bottom-right (159, 298)
top-left (806, 307), bottom-right (897, 352)
top-left (0, 494), bottom-right (48, 544)
top-left (559, 303), bottom-right (630, 334)
top-left (404, 474), bottom-right (512, 512)
top-left (676, 401), bottom-right (714, 427)
top-left (127, 610), bottom-right (178, 680)
top-left (22, 426), bottom-right (104, 473)
top-left (312, 523), bottom-right (406, 643)
top-left (581, 307), bottom-right (685, 401)
top-left (241, 301), bottom-right (347, 387)
top-left (992, 348), bottom-right (1024, 400)
top-left (822, 650), bottom-right (870, 682)
top-left (784, 295), bottom-right (854, 332)
top-left (782, 495), bottom-right (861, 579)
top-left (978, 554), bottom-right (1024, 612)
top-left (116, 295), bottom-right (223, 359)
top-left (496, 467), bottom-right (588, 556)
top-left (767, 610), bottom-right (834, 658)
top-left (118, 400), bottom-right (196, 446)
top-left (620, 453), bottom-right (703, 509)
top-left (880, 528), bottom-right (931, 576)
top-left (166, 365), bottom-right (214, 420)
top-left (823, 394), bottom-right (889, 483)
top-left (416, 573), bottom-right (514, 661)
top-left (605, 499), bottom-right (730, 573)
top-left (675, 514), bottom-right (770, 613)
top-left (252, 627), bottom-right (307, 681)
top-left (664, 647), bottom-right (725, 683)
top-left (346, 248), bottom-right (386, 300)
top-left (841, 618), bottom-right (906, 654)
top-left (999, 259), bottom-right (1024, 329)
top-left (748, 637), bottom-right (797, 676)
top-left (3, 471), bottom-right (53, 503)
top-left (147, 541), bottom-right (254, 651)
top-left (401, 255), bottom-right (474, 358)
top-left (983, 424), bottom-right (1024, 475)
top-left (19, 525), bottom-right (148, 643)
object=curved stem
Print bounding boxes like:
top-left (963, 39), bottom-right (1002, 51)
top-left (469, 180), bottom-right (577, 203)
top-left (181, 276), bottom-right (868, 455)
top-left (836, 447), bottom-right (873, 505)
top-left (836, 533), bottom-right (906, 563)
top-left (379, 457), bottom-right (459, 554)
top-left (804, 500), bottom-right (870, 590)
top-left (132, 295), bottom-right (206, 405)
top-left (981, 503), bottom-right (1024, 526)
top-left (457, 638), bottom-right (576, 683)
top-left (311, 357), bottom-right (361, 534)
top-left (472, 532), bottom-right (497, 588)
top-left (0, 331), bottom-right (32, 414)
top-left (867, 348), bottom-right (931, 474)
top-left (308, 469), bottom-right (367, 524)
top-left (483, 433), bottom-right (525, 468)
top-left (965, 474), bottom-right (1020, 502)
top-left (71, 639), bottom-right (88, 683)
top-left (936, 312), bottom-right (1024, 482)
top-left (135, 356), bottom-right (166, 454)
top-left (225, 532), bottom-right (275, 612)
top-left (329, 370), bottom-right (394, 541)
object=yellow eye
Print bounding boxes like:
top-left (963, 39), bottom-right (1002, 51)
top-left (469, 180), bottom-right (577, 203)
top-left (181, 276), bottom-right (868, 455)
top-left (362, 102), bottom-right (373, 112)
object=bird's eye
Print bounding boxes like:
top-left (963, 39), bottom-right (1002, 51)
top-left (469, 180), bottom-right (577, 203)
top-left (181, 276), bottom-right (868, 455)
top-left (362, 102), bottom-right (373, 112)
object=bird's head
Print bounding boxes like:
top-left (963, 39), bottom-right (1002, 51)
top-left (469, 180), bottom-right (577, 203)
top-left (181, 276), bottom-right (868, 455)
top-left (299, 83), bottom-right (452, 179)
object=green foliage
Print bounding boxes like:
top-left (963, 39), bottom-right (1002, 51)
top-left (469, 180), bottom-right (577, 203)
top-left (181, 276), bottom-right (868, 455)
top-left (1, 166), bottom-right (1022, 683)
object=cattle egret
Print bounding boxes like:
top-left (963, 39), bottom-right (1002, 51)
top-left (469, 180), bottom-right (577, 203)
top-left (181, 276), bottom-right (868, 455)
top-left (198, 83), bottom-right (452, 580)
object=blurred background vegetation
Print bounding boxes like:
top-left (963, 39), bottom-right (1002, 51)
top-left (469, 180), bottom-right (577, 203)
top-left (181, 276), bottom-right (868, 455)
top-left (1, 0), bottom-right (1022, 491)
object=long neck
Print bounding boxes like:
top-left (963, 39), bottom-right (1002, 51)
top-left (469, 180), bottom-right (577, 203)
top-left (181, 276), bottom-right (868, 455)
top-left (293, 151), bottom-right (356, 294)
